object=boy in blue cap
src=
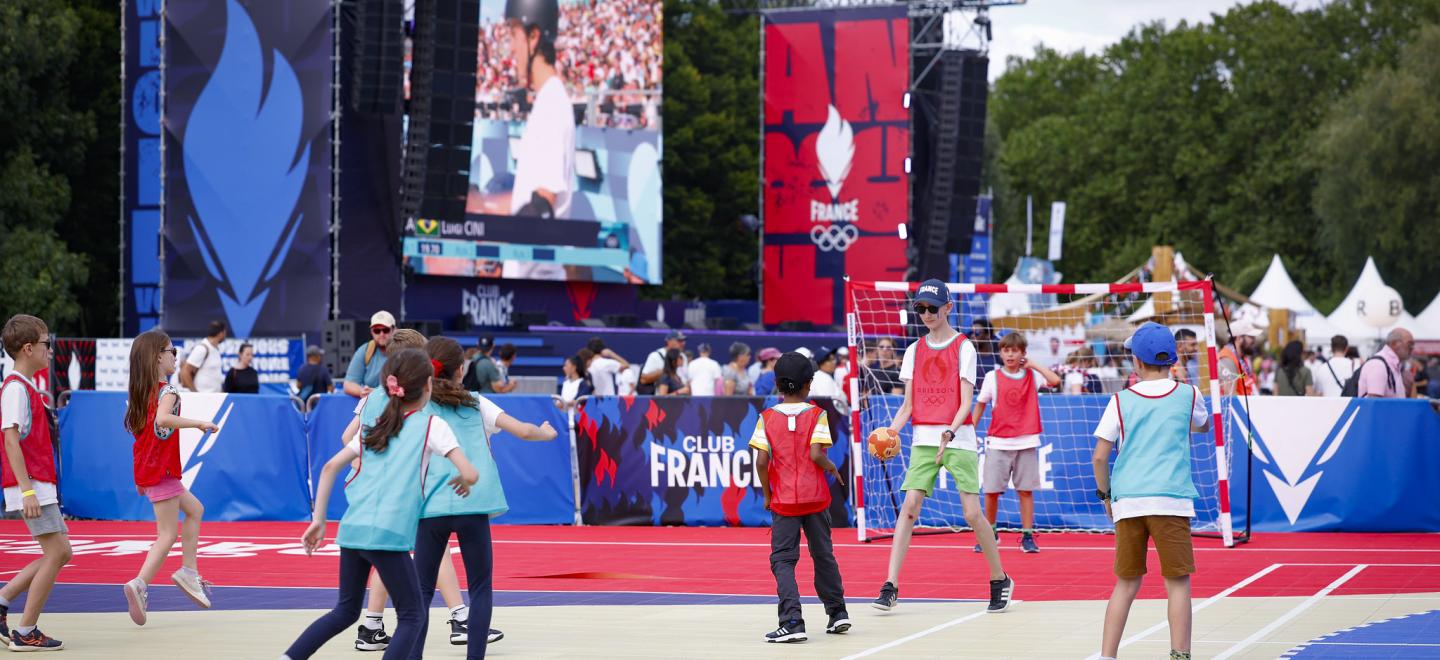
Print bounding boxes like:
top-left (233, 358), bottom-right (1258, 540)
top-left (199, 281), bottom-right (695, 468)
top-left (1091, 322), bottom-right (1211, 660)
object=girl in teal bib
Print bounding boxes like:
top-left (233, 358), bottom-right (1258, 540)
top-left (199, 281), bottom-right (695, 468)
top-left (284, 349), bottom-right (479, 660)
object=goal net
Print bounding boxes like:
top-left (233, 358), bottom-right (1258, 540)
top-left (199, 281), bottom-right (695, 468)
top-left (844, 279), bottom-right (1243, 546)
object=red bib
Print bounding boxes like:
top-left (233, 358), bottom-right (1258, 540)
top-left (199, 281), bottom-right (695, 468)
top-left (760, 406), bottom-right (831, 516)
top-left (132, 383), bottom-right (183, 487)
top-left (987, 368), bottom-right (1043, 438)
top-left (911, 334), bottom-right (972, 426)
top-left (0, 375), bottom-right (56, 488)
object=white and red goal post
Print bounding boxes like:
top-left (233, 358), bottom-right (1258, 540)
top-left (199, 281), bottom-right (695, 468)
top-left (844, 279), bottom-right (1239, 547)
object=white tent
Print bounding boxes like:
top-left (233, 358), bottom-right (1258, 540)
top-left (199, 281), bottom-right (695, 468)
top-left (1416, 291), bottom-right (1440, 340)
top-left (1247, 254), bottom-right (1344, 345)
top-left (1324, 257), bottom-right (1421, 344)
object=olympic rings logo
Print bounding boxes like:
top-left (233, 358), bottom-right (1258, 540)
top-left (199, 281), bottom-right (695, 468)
top-left (810, 224), bottom-right (860, 252)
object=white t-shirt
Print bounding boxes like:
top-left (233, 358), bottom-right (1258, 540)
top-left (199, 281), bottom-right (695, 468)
top-left (977, 367), bottom-right (1042, 450)
top-left (899, 333), bottom-right (979, 451)
top-left (1312, 357), bottom-right (1358, 398)
top-left (642, 348), bottom-right (688, 382)
top-left (560, 377), bottom-right (584, 403)
top-left (687, 357), bottom-right (723, 396)
top-left (185, 339), bottom-right (224, 393)
top-left (1, 373), bottom-right (57, 512)
top-left (353, 394), bottom-right (505, 438)
top-left (617, 367), bottom-right (638, 396)
top-left (346, 415), bottom-right (461, 458)
top-left (510, 76), bottom-right (575, 218)
top-left (747, 403), bottom-right (832, 451)
top-left (588, 357), bottom-right (621, 396)
top-left (1093, 378), bottom-right (1209, 521)
top-left (810, 370), bottom-right (840, 398)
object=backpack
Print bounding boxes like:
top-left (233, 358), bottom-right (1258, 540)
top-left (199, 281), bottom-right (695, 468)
top-left (1341, 356), bottom-right (1392, 398)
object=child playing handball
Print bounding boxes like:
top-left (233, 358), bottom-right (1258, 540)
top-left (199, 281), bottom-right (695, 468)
top-left (871, 279), bottom-right (1013, 613)
top-left (971, 332), bottom-right (1060, 553)
top-left (121, 329), bottom-right (221, 626)
top-left (749, 352), bottom-right (849, 643)
top-left (1092, 322), bottom-right (1209, 660)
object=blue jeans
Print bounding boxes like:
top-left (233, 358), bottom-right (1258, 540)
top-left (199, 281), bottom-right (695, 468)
top-left (285, 547), bottom-right (422, 659)
top-left (410, 514), bottom-right (494, 660)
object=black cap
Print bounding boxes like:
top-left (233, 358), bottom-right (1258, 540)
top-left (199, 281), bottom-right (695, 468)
top-left (505, 0), bottom-right (559, 43)
top-left (774, 352), bottom-right (816, 391)
top-left (815, 346), bottom-right (840, 364)
top-left (478, 336), bottom-right (495, 351)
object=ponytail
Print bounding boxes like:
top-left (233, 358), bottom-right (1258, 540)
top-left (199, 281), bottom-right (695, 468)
top-left (361, 348), bottom-right (431, 452)
top-left (426, 336), bottom-right (478, 410)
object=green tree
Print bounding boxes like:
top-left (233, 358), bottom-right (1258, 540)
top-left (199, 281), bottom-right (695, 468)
top-left (658, 0), bottom-right (759, 300)
top-left (1311, 22), bottom-right (1440, 311)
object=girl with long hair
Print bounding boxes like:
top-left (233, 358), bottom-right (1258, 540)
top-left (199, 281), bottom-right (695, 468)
top-left (656, 348), bottom-right (689, 395)
top-left (1276, 340), bottom-right (1316, 396)
top-left (285, 349), bottom-right (479, 660)
top-left (121, 329), bottom-right (221, 626)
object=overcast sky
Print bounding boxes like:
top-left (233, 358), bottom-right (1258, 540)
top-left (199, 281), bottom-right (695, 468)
top-left (985, 0), bottom-right (1330, 79)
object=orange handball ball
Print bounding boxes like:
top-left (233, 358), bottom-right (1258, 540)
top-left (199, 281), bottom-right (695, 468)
top-left (867, 428), bottom-right (900, 460)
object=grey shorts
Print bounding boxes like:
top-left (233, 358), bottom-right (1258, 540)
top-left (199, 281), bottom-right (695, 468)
top-left (23, 503), bottom-right (68, 537)
top-left (982, 447), bottom-right (1041, 493)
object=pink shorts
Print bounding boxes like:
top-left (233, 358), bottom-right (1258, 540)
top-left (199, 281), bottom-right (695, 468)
top-left (142, 477), bottom-right (186, 503)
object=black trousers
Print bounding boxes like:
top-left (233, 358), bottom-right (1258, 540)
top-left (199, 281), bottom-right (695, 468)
top-left (409, 514), bottom-right (494, 660)
top-left (285, 548), bottom-right (422, 659)
top-left (771, 509), bottom-right (846, 625)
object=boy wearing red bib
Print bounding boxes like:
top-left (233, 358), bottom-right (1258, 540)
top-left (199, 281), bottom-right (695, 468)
top-left (971, 332), bottom-right (1061, 553)
top-left (872, 280), bottom-right (1014, 614)
top-left (0, 315), bottom-right (69, 651)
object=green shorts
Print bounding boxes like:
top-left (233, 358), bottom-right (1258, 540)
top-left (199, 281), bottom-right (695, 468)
top-left (900, 445), bottom-right (979, 496)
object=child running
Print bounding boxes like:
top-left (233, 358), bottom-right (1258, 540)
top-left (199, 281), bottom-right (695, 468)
top-left (121, 329), bottom-right (220, 625)
top-left (749, 351), bottom-right (848, 643)
top-left (1092, 322), bottom-right (1208, 660)
top-left (284, 348), bottom-right (480, 660)
top-left (0, 315), bottom-right (70, 650)
top-left (407, 336), bottom-right (557, 658)
top-left (872, 279), bottom-right (1014, 613)
top-left (970, 332), bottom-right (1060, 553)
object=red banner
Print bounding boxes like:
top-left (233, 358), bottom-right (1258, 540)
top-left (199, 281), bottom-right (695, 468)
top-left (762, 7), bottom-right (910, 326)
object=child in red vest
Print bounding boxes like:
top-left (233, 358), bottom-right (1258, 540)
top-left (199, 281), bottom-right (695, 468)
top-left (971, 332), bottom-right (1060, 554)
top-left (749, 352), bottom-right (848, 643)
top-left (0, 315), bottom-right (70, 650)
top-left (120, 329), bottom-right (220, 626)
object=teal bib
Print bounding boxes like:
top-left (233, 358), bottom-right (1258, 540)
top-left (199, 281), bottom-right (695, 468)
top-left (335, 393), bottom-right (431, 551)
top-left (423, 395), bottom-right (508, 519)
top-left (1111, 384), bottom-right (1200, 502)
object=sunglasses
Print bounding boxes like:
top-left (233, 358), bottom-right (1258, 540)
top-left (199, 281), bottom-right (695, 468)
top-left (371, 326), bottom-right (393, 335)
top-left (161, 347), bottom-right (178, 356)
top-left (912, 304), bottom-right (942, 315)
top-left (32, 340), bottom-right (52, 350)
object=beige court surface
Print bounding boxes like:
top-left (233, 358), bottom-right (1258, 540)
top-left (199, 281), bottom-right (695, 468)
top-left (22, 591), bottom-right (1440, 658)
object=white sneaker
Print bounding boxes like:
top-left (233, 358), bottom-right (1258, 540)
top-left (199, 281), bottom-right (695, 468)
top-left (171, 568), bottom-right (213, 609)
top-left (123, 578), bottom-right (148, 626)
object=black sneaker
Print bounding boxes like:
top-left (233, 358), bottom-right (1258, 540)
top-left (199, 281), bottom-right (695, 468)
top-left (826, 612), bottom-right (851, 634)
top-left (448, 617), bottom-right (468, 645)
top-left (0, 603), bottom-right (9, 639)
top-left (10, 628), bottom-right (64, 651)
top-left (764, 619), bottom-right (807, 643)
top-left (871, 581), bottom-right (898, 611)
top-left (987, 574), bottom-right (1015, 613)
top-left (487, 628), bottom-right (504, 644)
top-left (1020, 533), bottom-right (1040, 553)
top-left (355, 622), bottom-right (390, 651)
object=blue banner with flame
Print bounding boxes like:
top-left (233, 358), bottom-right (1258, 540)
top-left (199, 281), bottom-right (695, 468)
top-left (163, 0), bottom-right (332, 338)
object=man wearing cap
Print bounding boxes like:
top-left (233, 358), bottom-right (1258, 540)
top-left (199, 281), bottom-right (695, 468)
top-left (294, 346), bottom-right (333, 404)
top-left (343, 311), bottom-right (396, 397)
top-left (638, 330), bottom-right (688, 395)
top-left (1217, 317), bottom-right (1263, 396)
top-left (463, 337), bottom-right (510, 394)
top-left (809, 347), bottom-right (842, 399)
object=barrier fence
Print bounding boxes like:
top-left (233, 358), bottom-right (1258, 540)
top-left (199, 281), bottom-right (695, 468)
top-left (53, 392), bottom-right (1440, 531)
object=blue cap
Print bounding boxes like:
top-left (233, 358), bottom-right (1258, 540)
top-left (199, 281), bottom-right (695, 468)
top-left (1125, 322), bottom-right (1178, 366)
top-left (914, 279), bottom-right (949, 306)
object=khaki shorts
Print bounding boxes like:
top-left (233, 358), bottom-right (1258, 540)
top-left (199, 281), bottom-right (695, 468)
top-left (982, 447), bottom-right (1041, 493)
top-left (900, 445), bottom-right (979, 495)
top-left (1114, 515), bottom-right (1194, 578)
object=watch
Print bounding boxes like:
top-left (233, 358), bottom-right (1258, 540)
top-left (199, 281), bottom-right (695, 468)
top-left (941, 429), bottom-right (956, 442)
top-left (1096, 489), bottom-right (1110, 502)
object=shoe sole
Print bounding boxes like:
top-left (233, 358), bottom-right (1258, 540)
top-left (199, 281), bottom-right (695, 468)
top-left (826, 621), bottom-right (852, 634)
top-left (451, 636), bottom-right (467, 645)
top-left (9, 643), bottom-right (65, 652)
top-left (1022, 548), bottom-right (1039, 553)
top-left (123, 583), bottom-right (147, 626)
top-left (987, 582), bottom-right (1015, 614)
top-left (354, 641), bottom-right (388, 651)
top-left (870, 601), bottom-right (895, 611)
top-left (765, 633), bottom-right (808, 643)
top-left (171, 574), bottom-right (212, 609)
top-left (487, 632), bottom-right (504, 644)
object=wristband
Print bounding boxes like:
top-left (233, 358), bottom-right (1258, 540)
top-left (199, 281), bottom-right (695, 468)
top-left (21, 490), bottom-right (36, 498)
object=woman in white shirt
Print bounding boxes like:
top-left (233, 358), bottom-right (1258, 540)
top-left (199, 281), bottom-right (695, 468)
top-left (557, 354), bottom-right (591, 409)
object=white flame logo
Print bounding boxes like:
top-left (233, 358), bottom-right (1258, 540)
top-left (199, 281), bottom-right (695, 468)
top-left (816, 104), bottom-right (854, 201)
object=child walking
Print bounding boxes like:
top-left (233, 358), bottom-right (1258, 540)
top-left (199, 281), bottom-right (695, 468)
top-left (284, 348), bottom-right (479, 660)
top-left (872, 279), bottom-right (1014, 613)
top-left (971, 332), bottom-right (1060, 553)
top-left (121, 329), bottom-right (220, 625)
top-left (406, 337), bottom-right (557, 659)
top-left (750, 352), bottom-right (849, 643)
top-left (0, 315), bottom-right (71, 650)
top-left (1092, 322), bottom-right (1210, 660)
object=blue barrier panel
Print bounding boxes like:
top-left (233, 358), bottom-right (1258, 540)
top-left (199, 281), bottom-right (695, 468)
top-left (575, 396), bottom-right (852, 527)
top-left (1227, 397), bottom-right (1440, 532)
top-left (306, 393), bottom-right (576, 524)
top-left (59, 391), bottom-right (311, 521)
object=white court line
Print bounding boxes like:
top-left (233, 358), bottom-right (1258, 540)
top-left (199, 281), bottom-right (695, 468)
top-left (1084, 563), bottom-right (1283, 660)
top-left (839, 609), bottom-right (990, 659)
top-left (1212, 564), bottom-right (1368, 660)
